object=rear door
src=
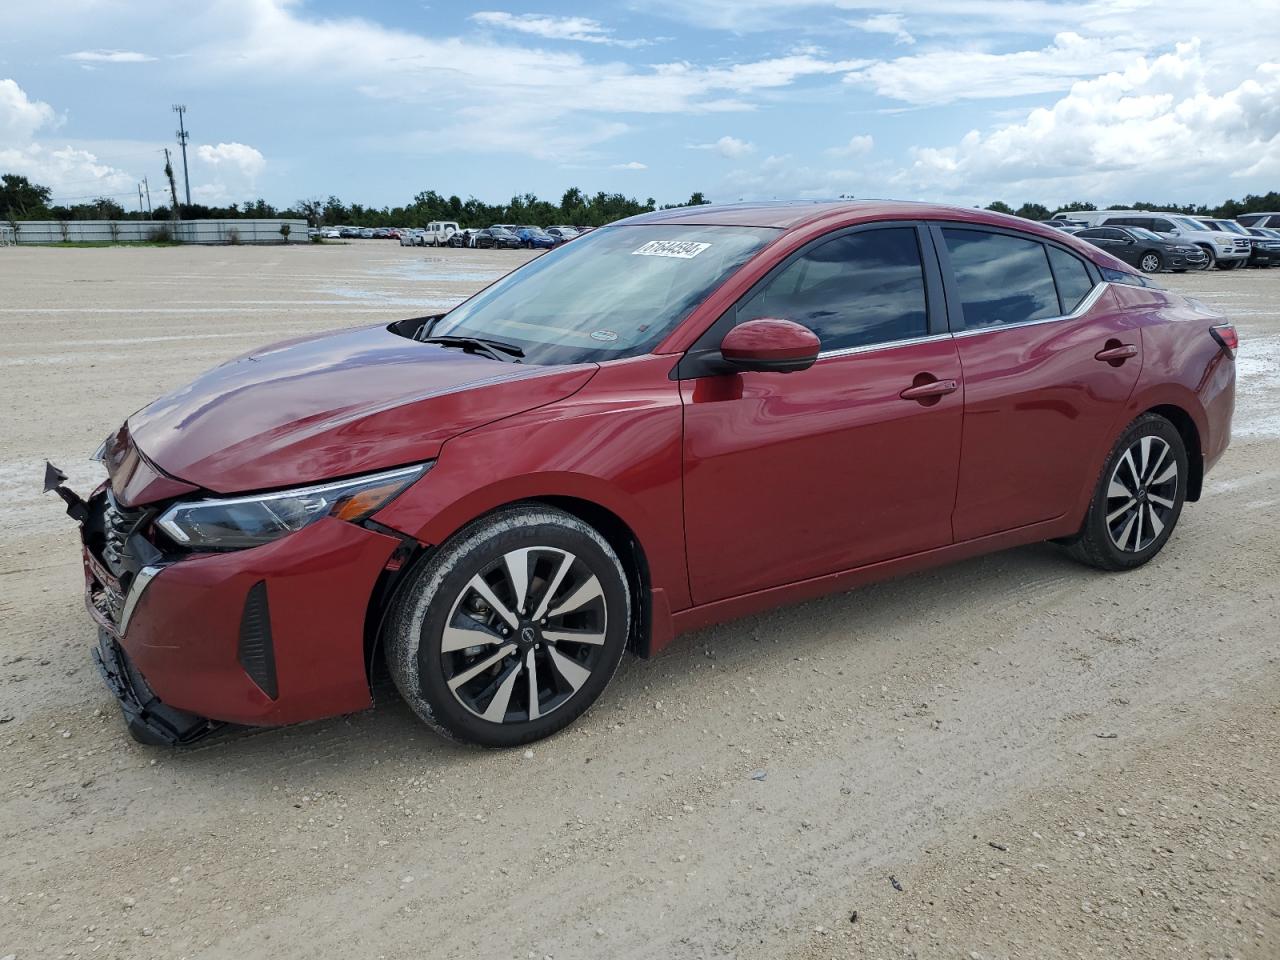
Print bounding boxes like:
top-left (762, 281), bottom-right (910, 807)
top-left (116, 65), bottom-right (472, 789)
top-left (933, 226), bottom-right (1143, 541)
top-left (680, 223), bottom-right (963, 604)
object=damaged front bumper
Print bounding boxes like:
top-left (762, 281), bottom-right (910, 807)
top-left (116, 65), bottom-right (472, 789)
top-left (92, 628), bottom-right (221, 746)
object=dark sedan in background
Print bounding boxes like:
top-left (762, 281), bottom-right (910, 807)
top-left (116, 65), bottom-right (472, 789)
top-left (1075, 226), bottom-right (1207, 273)
top-left (1245, 227), bottom-right (1280, 267)
top-left (473, 227), bottom-right (524, 250)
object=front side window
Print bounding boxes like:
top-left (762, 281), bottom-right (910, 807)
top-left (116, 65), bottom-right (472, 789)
top-left (735, 227), bottom-right (928, 352)
top-left (942, 229), bottom-right (1059, 328)
top-left (431, 224), bottom-right (778, 363)
top-left (1149, 218), bottom-right (1175, 232)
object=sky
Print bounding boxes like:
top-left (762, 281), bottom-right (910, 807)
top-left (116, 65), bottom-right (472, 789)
top-left (0, 0), bottom-right (1277, 213)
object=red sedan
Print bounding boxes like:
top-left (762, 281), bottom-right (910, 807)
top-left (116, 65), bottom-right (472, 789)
top-left (49, 200), bottom-right (1236, 747)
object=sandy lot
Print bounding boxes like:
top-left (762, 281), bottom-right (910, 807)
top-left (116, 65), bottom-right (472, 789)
top-left (1, 243), bottom-right (1277, 960)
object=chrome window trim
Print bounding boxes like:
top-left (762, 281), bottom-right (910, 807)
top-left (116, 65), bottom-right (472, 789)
top-left (951, 280), bottom-right (1112, 339)
top-left (119, 564), bottom-right (164, 636)
top-left (817, 331), bottom-right (952, 361)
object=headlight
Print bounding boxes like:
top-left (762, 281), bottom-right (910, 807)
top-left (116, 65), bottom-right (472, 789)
top-left (156, 463), bottom-right (428, 550)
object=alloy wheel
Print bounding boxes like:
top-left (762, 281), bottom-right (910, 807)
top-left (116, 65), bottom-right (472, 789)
top-left (1140, 253), bottom-right (1161, 273)
top-left (1104, 435), bottom-right (1179, 552)
top-left (440, 546), bottom-right (609, 723)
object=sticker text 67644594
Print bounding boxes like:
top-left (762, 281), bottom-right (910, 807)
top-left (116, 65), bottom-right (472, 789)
top-left (632, 240), bottom-right (711, 259)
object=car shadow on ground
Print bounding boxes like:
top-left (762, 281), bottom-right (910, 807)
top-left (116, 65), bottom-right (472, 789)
top-left (159, 538), bottom-right (1093, 775)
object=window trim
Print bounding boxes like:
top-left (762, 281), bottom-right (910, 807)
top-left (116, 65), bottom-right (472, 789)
top-left (929, 222), bottom-right (1103, 334)
top-left (674, 220), bottom-right (946, 379)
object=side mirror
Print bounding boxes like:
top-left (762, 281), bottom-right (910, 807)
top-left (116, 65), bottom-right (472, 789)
top-left (720, 319), bottom-right (821, 374)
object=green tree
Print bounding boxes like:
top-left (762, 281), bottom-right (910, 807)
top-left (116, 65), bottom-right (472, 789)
top-left (1014, 202), bottom-right (1051, 221)
top-left (1, 174), bottom-right (52, 218)
top-left (985, 200), bottom-right (1015, 214)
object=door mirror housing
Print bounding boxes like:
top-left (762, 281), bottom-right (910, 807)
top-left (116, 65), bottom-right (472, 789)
top-left (720, 319), bottom-right (821, 373)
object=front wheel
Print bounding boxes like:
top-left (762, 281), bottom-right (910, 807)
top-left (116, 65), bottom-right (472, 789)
top-left (1063, 413), bottom-right (1187, 571)
top-left (386, 506), bottom-right (631, 746)
top-left (1139, 251), bottom-right (1163, 273)
top-left (1198, 247), bottom-right (1216, 270)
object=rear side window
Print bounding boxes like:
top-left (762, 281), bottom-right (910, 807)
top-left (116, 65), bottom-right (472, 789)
top-left (737, 227), bottom-right (928, 351)
top-left (1149, 218), bottom-right (1175, 232)
top-left (1046, 246), bottom-right (1094, 312)
top-left (941, 229), bottom-right (1059, 328)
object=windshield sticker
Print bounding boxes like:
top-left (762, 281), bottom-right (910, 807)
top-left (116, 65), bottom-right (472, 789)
top-left (590, 329), bottom-right (619, 342)
top-left (632, 240), bottom-right (711, 259)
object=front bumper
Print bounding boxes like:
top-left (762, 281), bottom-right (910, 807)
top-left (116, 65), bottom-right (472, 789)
top-left (76, 487), bottom-right (405, 734)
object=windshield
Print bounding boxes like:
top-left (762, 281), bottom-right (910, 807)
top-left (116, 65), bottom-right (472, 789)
top-left (1169, 216), bottom-right (1202, 232)
top-left (1129, 227), bottom-right (1163, 241)
top-left (1217, 220), bottom-right (1248, 235)
top-left (432, 224), bottom-right (778, 363)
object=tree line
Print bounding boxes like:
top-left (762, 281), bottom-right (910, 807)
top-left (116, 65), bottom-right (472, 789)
top-left (0, 174), bottom-right (710, 229)
top-left (4, 171), bottom-right (1277, 230)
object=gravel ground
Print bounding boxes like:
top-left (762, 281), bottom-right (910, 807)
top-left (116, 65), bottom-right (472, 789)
top-left (1, 243), bottom-right (1277, 959)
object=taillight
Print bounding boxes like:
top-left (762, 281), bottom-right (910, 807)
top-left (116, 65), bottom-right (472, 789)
top-left (1210, 323), bottom-right (1238, 359)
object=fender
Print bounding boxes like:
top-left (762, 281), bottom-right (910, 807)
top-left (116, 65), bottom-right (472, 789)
top-left (372, 354), bottom-right (691, 614)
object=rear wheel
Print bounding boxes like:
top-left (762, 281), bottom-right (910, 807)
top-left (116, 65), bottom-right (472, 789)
top-left (386, 506), bottom-right (631, 746)
top-left (1139, 251), bottom-right (1163, 273)
top-left (1064, 414), bottom-right (1187, 571)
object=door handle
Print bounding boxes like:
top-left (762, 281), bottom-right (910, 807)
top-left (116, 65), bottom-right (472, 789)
top-left (1095, 343), bottom-right (1138, 363)
top-left (899, 378), bottom-right (959, 402)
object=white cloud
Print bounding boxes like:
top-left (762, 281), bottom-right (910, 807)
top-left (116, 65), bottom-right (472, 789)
top-left (852, 14), bottom-right (914, 45)
top-left (195, 141), bottom-right (265, 179)
top-left (721, 153), bottom-right (873, 199)
top-left (898, 41), bottom-right (1280, 202)
top-left (191, 142), bottom-right (266, 203)
top-left (470, 11), bottom-right (648, 48)
top-left (691, 135), bottom-right (757, 158)
top-left (611, 161), bottom-right (648, 170)
top-left (825, 134), bottom-right (874, 157)
top-left (64, 49), bottom-right (156, 63)
top-left (846, 32), bottom-right (1145, 105)
top-left (0, 78), bottom-right (58, 146)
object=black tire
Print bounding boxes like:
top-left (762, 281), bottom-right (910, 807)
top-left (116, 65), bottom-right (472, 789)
top-left (1064, 413), bottom-right (1188, 571)
top-left (385, 505), bottom-right (631, 747)
top-left (1217, 260), bottom-right (1239, 271)
top-left (1139, 251), bottom-right (1163, 273)
top-left (1198, 246), bottom-right (1216, 270)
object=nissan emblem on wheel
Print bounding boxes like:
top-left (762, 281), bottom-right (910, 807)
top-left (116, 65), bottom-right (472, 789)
top-left (46, 200), bottom-right (1236, 748)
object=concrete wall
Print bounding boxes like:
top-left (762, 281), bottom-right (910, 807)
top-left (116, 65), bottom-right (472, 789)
top-left (7, 219), bottom-right (309, 245)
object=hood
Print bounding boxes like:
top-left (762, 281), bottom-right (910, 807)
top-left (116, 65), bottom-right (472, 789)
top-left (127, 324), bottom-right (596, 495)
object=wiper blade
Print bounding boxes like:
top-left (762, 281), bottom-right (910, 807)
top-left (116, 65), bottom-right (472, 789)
top-left (419, 335), bottom-right (525, 361)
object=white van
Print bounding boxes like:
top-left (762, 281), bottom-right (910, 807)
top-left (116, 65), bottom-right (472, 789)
top-left (1057, 210), bottom-right (1248, 270)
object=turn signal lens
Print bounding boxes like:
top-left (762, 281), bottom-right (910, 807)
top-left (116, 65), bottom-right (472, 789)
top-left (1210, 323), bottom-right (1238, 359)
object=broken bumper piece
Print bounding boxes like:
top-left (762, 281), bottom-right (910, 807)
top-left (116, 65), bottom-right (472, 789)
top-left (92, 628), bottom-right (222, 746)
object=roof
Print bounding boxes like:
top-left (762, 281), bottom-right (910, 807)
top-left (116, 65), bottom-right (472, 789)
top-left (617, 199), bottom-right (964, 230)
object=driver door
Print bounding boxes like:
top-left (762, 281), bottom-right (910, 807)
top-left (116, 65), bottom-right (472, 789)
top-left (679, 224), bottom-right (963, 605)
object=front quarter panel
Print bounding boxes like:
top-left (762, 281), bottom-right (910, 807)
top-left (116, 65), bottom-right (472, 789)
top-left (373, 354), bottom-right (691, 613)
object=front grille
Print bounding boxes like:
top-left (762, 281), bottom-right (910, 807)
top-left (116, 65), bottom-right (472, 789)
top-left (101, 493), bottom-right (148, 577)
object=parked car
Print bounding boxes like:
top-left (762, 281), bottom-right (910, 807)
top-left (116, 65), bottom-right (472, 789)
top-left (1044, 219), bottom-right (1088, 233)
top-left (1066, 210), bottom-right (1248, 270)
top-left (1236, 212), bottom-right (1280, 229)
top-left (322, 228), bottom-right (341, 239)
top-left (399, 229), bottom-right (423, 247)
top-left (1243, 226), bottom-right (1280, 267)
top-left (515, 226), bottom-right (556, 249)
top-left (546, 226), bottom-right (579, 243)
top-left (475, 227), bottom-right (523, 249)
top-left (447, 229), bottom-right (475, 248)
top-left (50, 200), bottom-right (1236, 748)
top-left (338, 226), bottom-right (361, 238)
top-left (359, 228), bottom-right (375, 239)
top-left (1074, 226), bottom-right (1207, 273)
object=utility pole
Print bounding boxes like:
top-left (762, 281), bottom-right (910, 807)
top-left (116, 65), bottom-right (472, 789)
top-left (142, 177), bottom-right (153, 216)
top-left (172, 104), bottom-right (191, 207)
top-left (138, 182), bottom-right (145, 215)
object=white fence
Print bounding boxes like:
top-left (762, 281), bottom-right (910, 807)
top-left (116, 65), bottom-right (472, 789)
top-left (5, 219), bottom-right (310, 245)
top-left (0, 224), bottom-right (14, 246)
